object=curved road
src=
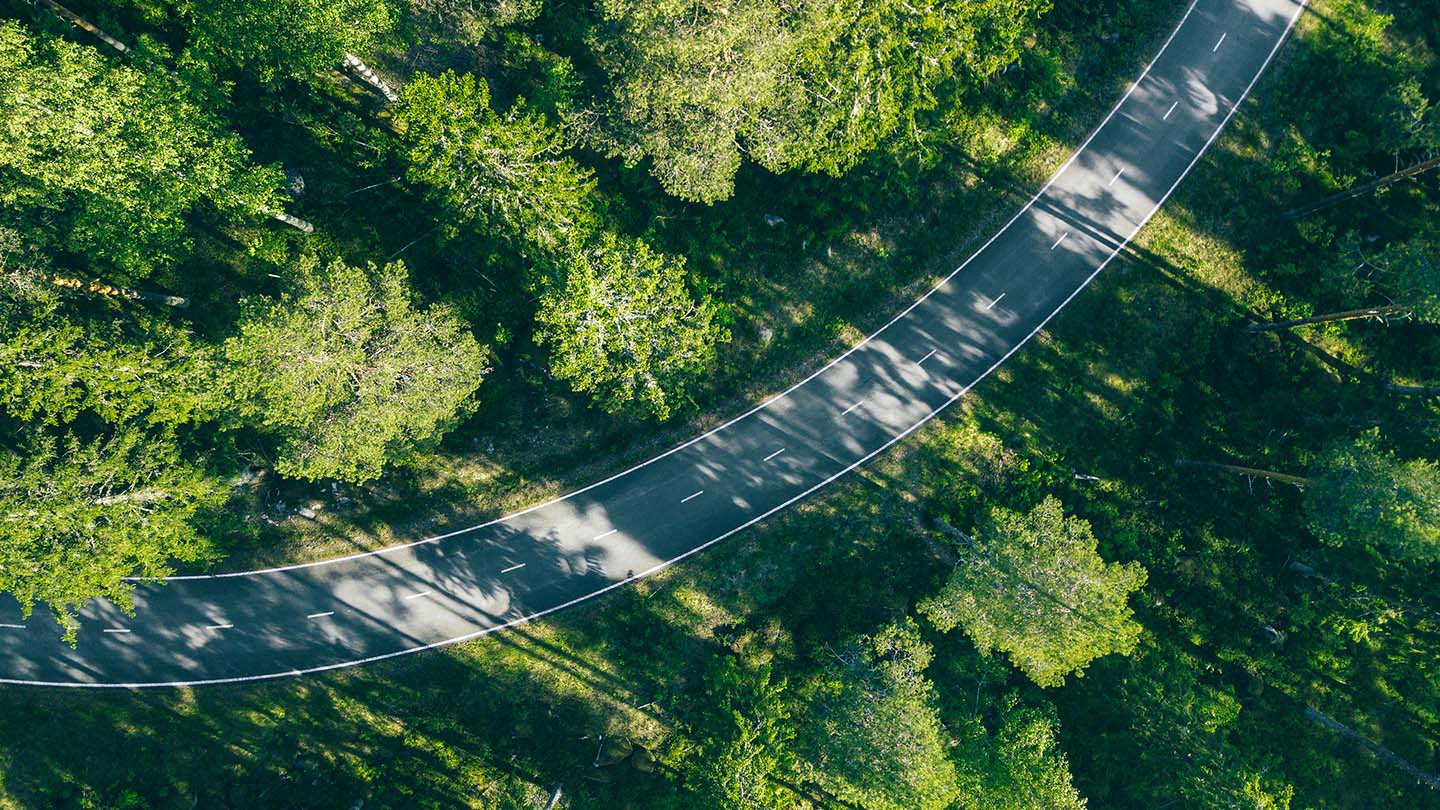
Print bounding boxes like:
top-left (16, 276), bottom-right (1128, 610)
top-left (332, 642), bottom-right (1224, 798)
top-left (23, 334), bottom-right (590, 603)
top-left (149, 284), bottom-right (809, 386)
top-left (2, 0), bottom-right (1307, 687)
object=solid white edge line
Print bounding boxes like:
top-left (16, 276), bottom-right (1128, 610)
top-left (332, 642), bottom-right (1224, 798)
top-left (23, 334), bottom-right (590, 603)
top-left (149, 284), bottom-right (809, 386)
top-left (25, 0), bottom-right (1311, 688)
top-left (130, 0), bottom-right (1205, 585)
top-left (500, 563), bottom-right (526, 573)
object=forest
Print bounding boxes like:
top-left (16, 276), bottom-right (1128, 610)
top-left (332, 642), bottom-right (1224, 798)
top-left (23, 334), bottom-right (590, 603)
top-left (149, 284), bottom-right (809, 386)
top-left (0, 0), bottom-right (1437, 806)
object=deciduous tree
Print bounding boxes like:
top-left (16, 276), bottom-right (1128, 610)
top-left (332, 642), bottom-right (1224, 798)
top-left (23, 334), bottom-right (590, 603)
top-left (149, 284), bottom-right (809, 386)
top-left (0, 428), bottom-right (223, 640)
top-left (0, 21), bottom-right (282, 277)
top-left (396, 70), bottom-right (596, 264)
top-left (534, 233), bottom-right (727, 420)
top-left (226, 253), bottom-right (488, 483)
top-left (801, 617), bottom-right (962, 810)
top-left (1305, 430), bottom-right (1440, 562)
top-left (177, 0), bottom-right (395, 83)
top-left (920, 496), bottom-right (1146, 687)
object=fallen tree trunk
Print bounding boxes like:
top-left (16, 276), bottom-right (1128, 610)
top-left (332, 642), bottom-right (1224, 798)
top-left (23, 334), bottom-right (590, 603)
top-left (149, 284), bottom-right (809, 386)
top-left (1284, 155), bottom-right (1440, 220)
top-left (41, 273), bottom-right (188, 307)
top-left (343, 53), bottom-right (400, 103)
top-left (1174, 459), bottom-right (1310, 487)
top-left (38, 0), bottom-right (129, 54)
top-left (1246, 304), bottom-right (1411, 332)
top-left (1304, 706), bottom-right (1440, 791)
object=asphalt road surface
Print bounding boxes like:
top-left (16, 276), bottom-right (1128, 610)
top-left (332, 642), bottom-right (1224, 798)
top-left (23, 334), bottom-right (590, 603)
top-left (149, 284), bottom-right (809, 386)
top-left (1, 0), bottom-right (1309, 687)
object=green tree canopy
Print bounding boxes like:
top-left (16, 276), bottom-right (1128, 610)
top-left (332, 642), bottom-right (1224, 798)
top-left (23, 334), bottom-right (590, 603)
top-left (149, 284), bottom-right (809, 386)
top-left (0, 20), bottom-right (282, 277)
top-left (920, 496), bottom-right (1147, 687)
top-left (177, 0), bottom-right (395, 83)
top-left (534, 232), bottom-right (727, 420)
top-left (1305, 430), bottom-right (1440, 562)
top-left (0, 428), bottom-right (223, 640)
top-left (801, 617), bottom-right (962, 810)
top-left (0, 243), bottom-right (222, 429)
top-left (226, 253), bottom-right (489, 483)
top-left (688, 658), bottom-right (798, 810)
top-left (958, 701), bottom-right (1086, 810)
top-left (396, 70), bottom-right (596, 264)
top-left (584, 0), bottom-right (1047, 202)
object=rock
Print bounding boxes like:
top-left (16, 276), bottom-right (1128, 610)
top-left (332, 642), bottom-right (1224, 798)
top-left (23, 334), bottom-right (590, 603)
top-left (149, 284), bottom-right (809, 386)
top-left (757, 325), bottom-right (774, 345)
top-left (285, 169), bottom-right (306, 199)
top-left (763, 213), bottom-right (786, 227)
top-left (298, 506), bottom-right (317, 520)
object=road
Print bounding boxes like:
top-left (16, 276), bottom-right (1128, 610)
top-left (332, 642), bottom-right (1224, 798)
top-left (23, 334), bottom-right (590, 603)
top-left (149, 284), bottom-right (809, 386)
top-left (0, 0), bottom-right (1309, 687)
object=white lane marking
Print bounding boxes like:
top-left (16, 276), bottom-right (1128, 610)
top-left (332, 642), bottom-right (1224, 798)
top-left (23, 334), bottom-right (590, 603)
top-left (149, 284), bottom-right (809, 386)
top-left (917, 349), bottom-right (937, 365)
top-left (102, 628), bottom-right (131, 634)
top-left (763, 448), bottom-right (786, 462)
top-left (1109, 168), bottom-right (1125, 187)
top-left (593, 529), bottom-right (618, 541)
top-left (205, 623), bottom-right (234, 631)
top-left (307, 611), bottom-right (334, 620)
top-left (842, 400), bottom-right (865, 416)
top-left (681, 490), bottom-right (704, 503)
top-left (36, 0), bottom-right (1315, 690)
top-left (131, 0), bottom-right (1213, 589)
top-left (1051, 232), bottom-right (1069, 250)
top-left (0, 623), bottom-right (25, 630)
top-left (500, 563), bottom-right (526, 573)
top-left (1213, 32), bottom-right (1227, 52)
top-left (403, 591), bottom-right (433, 600)
top-left (985, 293), bottom-right (1006, 310)
top-left (1164, 100), bottom-right (1179, 120)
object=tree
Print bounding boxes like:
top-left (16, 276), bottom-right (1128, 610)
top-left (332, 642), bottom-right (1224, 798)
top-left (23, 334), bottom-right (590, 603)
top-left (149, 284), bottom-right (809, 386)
top-left (959, 701), bottom-right (1086, 810)
top-left (801, 617), bottom-right (962, 810)
top-left (1250, 232), bottom-right (1439, 329)
top-left (177, 0), bottom-right (395, 84)
top-left (1305, 431), bottom-right (1440, 562)
top-left (534, 233), bottom-right (728, 420)
top-left (1180, 432), bottom-right (1440, 562)
top-left (0, 427), bottom-right (224, 640)
top-left (689, 658), bottom-right (799, 810)
top-left (583, 0), bottom-right (1047, 202)
top-left (0, 239), bottom-right (223, 429)
top-left (0, 21), bottom-right (282, 277)
top-left (226, 253), bottom-right (488, 483)
top-left (919, 496), bottom-right (1147, 687)
top-left (395, 70), bottom-right (596, 264)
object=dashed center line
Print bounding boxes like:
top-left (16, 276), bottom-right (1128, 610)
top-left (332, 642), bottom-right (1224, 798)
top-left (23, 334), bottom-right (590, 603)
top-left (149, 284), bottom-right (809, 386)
top-left (102, 628), bottom-right (131, 634)
top-left (1109, 168), bottom-right (1125, 187)
top-left (593, 529), bottom-right (618, 541)
top-left (307, 611), bottom-right (335, 620)
top-left (681, 490), bottom-right (704, 503)
top-left (1163, 100), bottom-right (1179, 120)
top-left (0, 623), bottom-right (25, 630)
top-left (1213, 32), bottom-right (1227, 52)
top-left (205, 623), bottom-right (234, 631)
top-left (985, 293), bottom-right (1006, 310)
top-left (500, 563), bottom-right (526, 574)
top-left (1051, 232), bottom-right (1069, 250)
top-left (404, 591), bottom-right (434, 600)
top-left (841, 400), bottom-right (865, 416)
top-left (763, 448), bottom-right (786, 462)
top-left (916, 349), bottom-right (937, 365)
